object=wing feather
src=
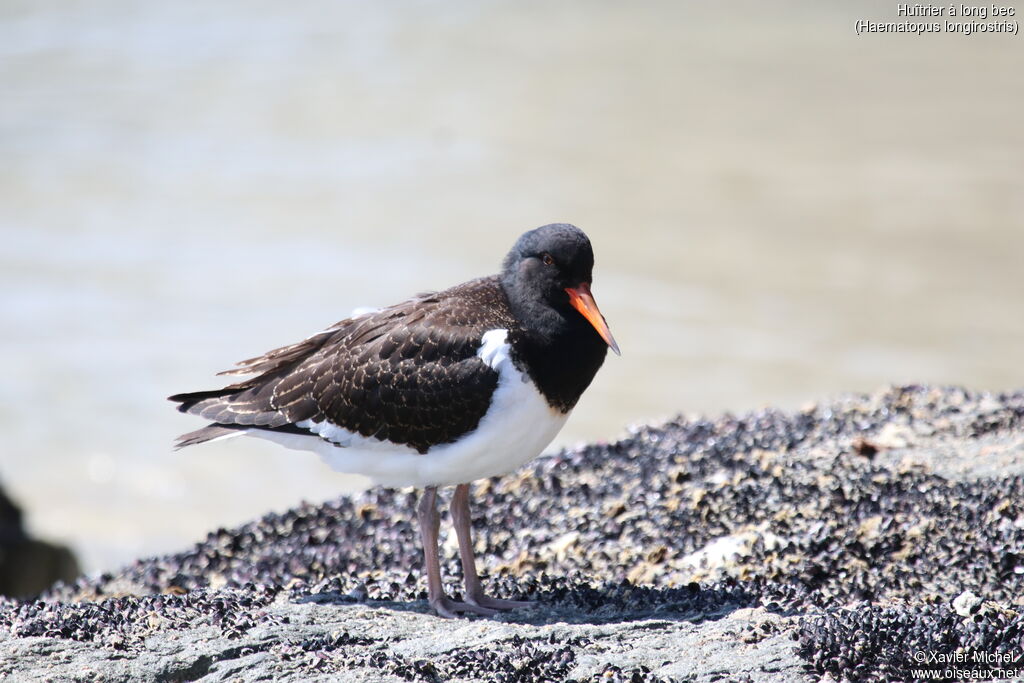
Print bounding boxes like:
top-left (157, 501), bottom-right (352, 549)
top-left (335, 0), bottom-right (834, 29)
top-left (170, 276), bottom-right (519, 453)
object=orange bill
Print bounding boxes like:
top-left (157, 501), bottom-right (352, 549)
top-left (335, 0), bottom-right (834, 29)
top-left (565, 283), bottom-right (620, 356)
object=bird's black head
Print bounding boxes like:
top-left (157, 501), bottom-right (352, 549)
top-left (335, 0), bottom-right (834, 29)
top-left (501, 223), bottom-right (619, 355)
top-left (502, 223), bottom-right (594, 299)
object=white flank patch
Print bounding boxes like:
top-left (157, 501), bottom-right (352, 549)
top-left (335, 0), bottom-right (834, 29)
top-left (476, 328), bottom-right (509, 369)
top-left (243, 328), bottom-right (569, 488)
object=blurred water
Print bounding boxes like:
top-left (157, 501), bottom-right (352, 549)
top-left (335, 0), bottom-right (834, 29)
top-left (1, 0), bottom-right (1022, 574)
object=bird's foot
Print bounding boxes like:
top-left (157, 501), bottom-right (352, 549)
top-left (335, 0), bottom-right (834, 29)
top-left (430, 594), bottom-right (499, 619)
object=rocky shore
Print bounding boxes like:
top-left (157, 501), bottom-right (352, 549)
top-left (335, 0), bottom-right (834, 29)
top-left (2, 385), bottom-right (1022, 682)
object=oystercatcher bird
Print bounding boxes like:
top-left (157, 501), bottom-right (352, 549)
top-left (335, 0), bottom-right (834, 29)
top-left (170, 223), bottom-right (618, 617)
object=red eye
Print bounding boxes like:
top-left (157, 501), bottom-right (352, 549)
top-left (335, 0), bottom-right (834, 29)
top-left (542, 253), bottom-right (555, 266)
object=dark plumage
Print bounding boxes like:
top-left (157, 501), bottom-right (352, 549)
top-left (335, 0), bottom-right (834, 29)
top-left (171, 224), bottom-right (615, 452)
top-left (171, 278), bottom-right (517, 454)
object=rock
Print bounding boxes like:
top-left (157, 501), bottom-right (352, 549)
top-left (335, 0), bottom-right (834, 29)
top-left (1, 384), bottom-right (1023, 681)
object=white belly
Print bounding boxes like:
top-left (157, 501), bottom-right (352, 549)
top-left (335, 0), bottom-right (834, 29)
top-left (243, 329), bottom-right (569, 488)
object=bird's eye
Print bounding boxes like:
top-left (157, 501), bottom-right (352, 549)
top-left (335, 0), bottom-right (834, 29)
top-left (541, 253), bottom-right (555, 266)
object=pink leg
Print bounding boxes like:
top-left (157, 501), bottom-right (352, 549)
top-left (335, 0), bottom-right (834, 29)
top-left (417, 486), bottom-right (496, 618)
top-left (450, 483), bottom-right (532, 611)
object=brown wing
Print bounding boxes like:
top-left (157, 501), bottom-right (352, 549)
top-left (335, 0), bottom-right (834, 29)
top-left (169, 277), bottom-right (518, 453)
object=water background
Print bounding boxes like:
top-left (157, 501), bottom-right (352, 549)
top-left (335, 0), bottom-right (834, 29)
top-left (2, 1), bottom-right (1022, 574)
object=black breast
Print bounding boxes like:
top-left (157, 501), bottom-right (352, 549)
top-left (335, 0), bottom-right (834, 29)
top-left (507, 321), bottom-right (609, 413)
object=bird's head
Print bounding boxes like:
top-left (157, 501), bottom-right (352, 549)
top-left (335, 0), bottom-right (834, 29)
top-left (501, 223), bottom-right (619, 355)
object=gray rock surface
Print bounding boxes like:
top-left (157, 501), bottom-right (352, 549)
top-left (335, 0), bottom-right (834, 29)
top-left (1, 385), bottom-right (1022, 681)
top-left (0, 600), bottom-right (807, 682)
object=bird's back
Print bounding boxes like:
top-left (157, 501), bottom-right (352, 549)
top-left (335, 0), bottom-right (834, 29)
top-left (170, 276), bottom-right (519, 454)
